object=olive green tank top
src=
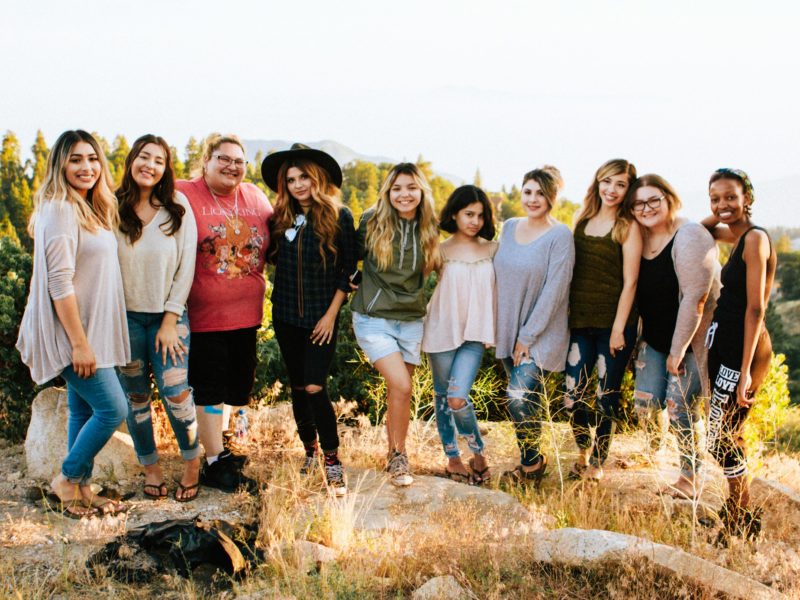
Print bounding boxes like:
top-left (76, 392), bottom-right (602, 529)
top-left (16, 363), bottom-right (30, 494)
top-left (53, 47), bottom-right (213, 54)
top-left (568, 220), bottom-right (636, 330)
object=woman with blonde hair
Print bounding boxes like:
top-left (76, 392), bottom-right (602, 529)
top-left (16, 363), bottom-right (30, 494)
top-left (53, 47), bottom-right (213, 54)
top-left (351, 163), bottom-right (441, 486)
top-left (261, 144), bottom-right (355, 496)
top-left (17, 130), bottom-right (130, 517)
top-left (625, 174), bottom-right (719, 501)
top-left (495, 167), bottom-right (574, 485)
top-left (564, 159), bottom-right (641, 482)
top-left (177, 133), bottom-right (273, 493)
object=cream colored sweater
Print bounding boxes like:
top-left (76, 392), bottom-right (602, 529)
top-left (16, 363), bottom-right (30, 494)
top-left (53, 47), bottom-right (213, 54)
top-left (17, 200), bottom-right (130, 384)
top-left (115, 192), bottom-right (197, 316)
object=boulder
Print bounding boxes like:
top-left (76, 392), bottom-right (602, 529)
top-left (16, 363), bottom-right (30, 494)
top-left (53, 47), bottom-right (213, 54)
top-left (532, 528), bottom-right (780, 600)
top-left (25, 387), bottom-right (139, 481)
top-left (411, 575), bottom-right (471, 600)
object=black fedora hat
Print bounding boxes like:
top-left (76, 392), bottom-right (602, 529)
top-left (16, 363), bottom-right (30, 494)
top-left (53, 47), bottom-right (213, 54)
top-left (260, 143), bottom-right (343, 192)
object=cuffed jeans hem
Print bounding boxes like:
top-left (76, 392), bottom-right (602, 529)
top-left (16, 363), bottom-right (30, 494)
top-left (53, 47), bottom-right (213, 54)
top-left (137, 451), bottom-right (160, 467)
top-left (62, 470), bottom-right (90, 485)
top-left (180, 446), bottom-right (203, 461)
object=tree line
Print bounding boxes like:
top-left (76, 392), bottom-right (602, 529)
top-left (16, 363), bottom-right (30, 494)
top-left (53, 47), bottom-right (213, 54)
top-left (0, 130), bottom-right (586, 251)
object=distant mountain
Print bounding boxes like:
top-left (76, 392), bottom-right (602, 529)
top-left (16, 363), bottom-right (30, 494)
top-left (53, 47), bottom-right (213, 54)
top-left (243, 139), bottom-right (395, 168)
top-left (243, 139), bottom-right (465, 185)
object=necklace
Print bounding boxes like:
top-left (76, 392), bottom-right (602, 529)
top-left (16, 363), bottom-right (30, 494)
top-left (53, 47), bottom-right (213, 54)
top-left (206, 181), bottom-right (241, 235)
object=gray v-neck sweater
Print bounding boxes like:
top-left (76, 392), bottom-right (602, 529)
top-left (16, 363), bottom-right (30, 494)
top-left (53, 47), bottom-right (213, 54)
top-left (494, 218), bottom-right (575, 372)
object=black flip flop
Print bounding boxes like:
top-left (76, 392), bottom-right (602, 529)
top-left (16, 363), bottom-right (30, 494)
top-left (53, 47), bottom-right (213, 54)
top-left (143, 482), bottom-right (168, 500)
top-left (468, 457), bottom-right (491, 486)
top-left (174, 480), bottom-right (201, 503)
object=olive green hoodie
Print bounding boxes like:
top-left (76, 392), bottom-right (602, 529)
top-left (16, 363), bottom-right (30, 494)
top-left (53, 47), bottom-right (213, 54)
top-left (350, 207), bottom-right (427, 320)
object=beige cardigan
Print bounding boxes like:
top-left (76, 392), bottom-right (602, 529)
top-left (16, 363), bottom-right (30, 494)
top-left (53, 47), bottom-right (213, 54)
top-left (16, 200), bottom-right (129, 384)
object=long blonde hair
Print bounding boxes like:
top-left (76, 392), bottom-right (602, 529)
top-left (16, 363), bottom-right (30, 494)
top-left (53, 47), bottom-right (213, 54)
top-left (28, 130), bottom-right (117, 236)
top-left (575, 158), bottom-right (637, 244)
top-left (366, 163), bottom-right (441, 272)
top-left (271, 158), bottom-right (342, 266)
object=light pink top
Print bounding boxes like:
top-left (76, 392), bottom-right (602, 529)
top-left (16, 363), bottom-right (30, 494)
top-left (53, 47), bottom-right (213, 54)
top-left (422, 243), bottom-right (497, 353)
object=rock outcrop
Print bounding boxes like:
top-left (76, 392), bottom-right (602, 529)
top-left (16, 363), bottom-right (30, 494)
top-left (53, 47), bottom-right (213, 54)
top-left (25, 387), bottom-right (139, 481)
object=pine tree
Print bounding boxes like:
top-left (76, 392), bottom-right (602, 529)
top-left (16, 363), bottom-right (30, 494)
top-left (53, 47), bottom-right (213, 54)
top-left (415, 155), bottom-right (434, 182)
top-left (776, 233), bottom-right (792, 254)
top-left (0, 132), bottom-right (33, 248)
top-left (107, 135), bottom-right (130, 186)
top-left (347, 188), bottom-right (364, 223)
top-left (473, 168), bottom-right (483, 188)
top-left (28, 130), bottom-right (49, 193)
top-left (184, 136), bottom-right (203, 178)
top-left (170, 146), bottom-right (186, 180)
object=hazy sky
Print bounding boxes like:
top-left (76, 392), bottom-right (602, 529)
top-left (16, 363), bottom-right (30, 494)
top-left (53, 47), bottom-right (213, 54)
top-left (3, 0), bottom-right (799, 224)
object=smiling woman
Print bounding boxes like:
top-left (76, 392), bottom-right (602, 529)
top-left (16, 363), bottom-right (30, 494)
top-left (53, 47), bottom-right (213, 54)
top-left (494, 166), bottom-right (575, 486)
top-left (701, 168), bottom-right (777, 541)
top-left (350, 162), bottom-right (441, 487)
top-left (624, 174), bottom-right (719, 502)
top-left (564, 159), bottom-right (640, 483)
top-left (176, 133), bottom-right (273, 494)
top-left (115, 134), bottom-right (201, 502)
top-left (16, 130), bottom-right (130, 518)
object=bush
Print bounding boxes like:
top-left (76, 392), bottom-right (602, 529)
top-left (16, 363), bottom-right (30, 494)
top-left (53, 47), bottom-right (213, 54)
top-left (744, 352), bottom-right (792, 457)
top-left (0, 237), bottom-right (38, 442)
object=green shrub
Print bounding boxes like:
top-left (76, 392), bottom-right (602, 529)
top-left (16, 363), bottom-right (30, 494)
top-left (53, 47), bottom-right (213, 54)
top-left (0, 237), bottom-right (38, 442)
top-left (744, 352), bottom-right (792, 457)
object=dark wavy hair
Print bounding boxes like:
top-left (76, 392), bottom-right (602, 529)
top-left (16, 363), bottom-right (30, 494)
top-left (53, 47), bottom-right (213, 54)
top-left (439, 184), bottom-right (496, 240)
top-left (117, 134), bottom-right (183, 243)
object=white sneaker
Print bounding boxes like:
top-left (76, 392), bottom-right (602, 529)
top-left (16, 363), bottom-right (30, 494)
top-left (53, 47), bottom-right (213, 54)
top-left (387, 451), bottom-right (413, 487)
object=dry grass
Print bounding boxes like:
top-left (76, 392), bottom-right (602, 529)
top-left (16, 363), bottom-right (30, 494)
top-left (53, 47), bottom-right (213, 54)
top-left (2, 399), bottom-right (799, 598)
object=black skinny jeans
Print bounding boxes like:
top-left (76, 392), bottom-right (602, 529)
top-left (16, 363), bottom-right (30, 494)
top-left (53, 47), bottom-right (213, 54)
top-left (273, 319), bottom-right (340, 452)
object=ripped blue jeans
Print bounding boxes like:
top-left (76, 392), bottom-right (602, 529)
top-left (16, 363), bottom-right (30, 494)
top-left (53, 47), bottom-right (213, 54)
top-left (428, 342), bottom-right (486, 458)
top-left (117, 311), bottom-right (200, 465)
top-left (501, 357), bottom-right (548, 467)
top-left (634, 342), bottom-right (703, 478)
top-left (564, 326), bottom-right (636, 468)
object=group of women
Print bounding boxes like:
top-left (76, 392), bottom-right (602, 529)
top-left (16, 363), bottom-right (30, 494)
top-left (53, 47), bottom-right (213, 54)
top-left (16, 130), bottom-right (775, 541)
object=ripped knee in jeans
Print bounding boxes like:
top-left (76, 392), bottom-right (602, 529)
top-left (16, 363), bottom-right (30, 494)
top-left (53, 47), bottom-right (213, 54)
top-left (120, 359), bottom-right (145, 378)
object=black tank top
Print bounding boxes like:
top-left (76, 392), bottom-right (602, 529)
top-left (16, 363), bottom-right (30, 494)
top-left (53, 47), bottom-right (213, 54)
top-left (714, 226), bottom-right (771, 324)
top-left (637, 236), bottom-right (681, 354)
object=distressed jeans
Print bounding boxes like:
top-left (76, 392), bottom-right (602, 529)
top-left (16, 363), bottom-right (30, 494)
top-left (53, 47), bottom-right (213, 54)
top-left (564, 326), bottom-right (636, 468)
top-left (427, 342), bottom-right (486, 458)
top-left (634, 342), bottom-right (703, 478)
top-left (117, 311), bottom-right (200, 465)
top-left (61, 366), bottom-right (128, 484)
top-left (501, 357), bottom-right (548, 467)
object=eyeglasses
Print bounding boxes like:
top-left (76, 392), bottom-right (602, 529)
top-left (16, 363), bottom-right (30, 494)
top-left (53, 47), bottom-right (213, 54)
top-left (284, 214), bottom-right (306, 242)
top-left (213, 154), bottom-right (248, 168)
top-left (632, 196), bottom-right (665, 212)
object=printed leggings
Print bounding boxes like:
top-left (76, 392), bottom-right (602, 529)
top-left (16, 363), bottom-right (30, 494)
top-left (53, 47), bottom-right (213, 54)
top-left (706, 320), bottom-right (771, 478)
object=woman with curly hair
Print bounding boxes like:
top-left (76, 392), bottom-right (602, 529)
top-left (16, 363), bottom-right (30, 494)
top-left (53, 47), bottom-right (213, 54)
top-left (261, 144), bottom-right (355, 496)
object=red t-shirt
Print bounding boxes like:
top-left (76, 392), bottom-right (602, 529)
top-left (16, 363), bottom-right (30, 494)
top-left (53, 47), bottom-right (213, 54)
top-left (177, 178), bottom-right (273, 332)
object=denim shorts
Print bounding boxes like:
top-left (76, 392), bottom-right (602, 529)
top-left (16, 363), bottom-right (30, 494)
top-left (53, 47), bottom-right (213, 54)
top-left (352, 311), bottom-right (424, 365)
